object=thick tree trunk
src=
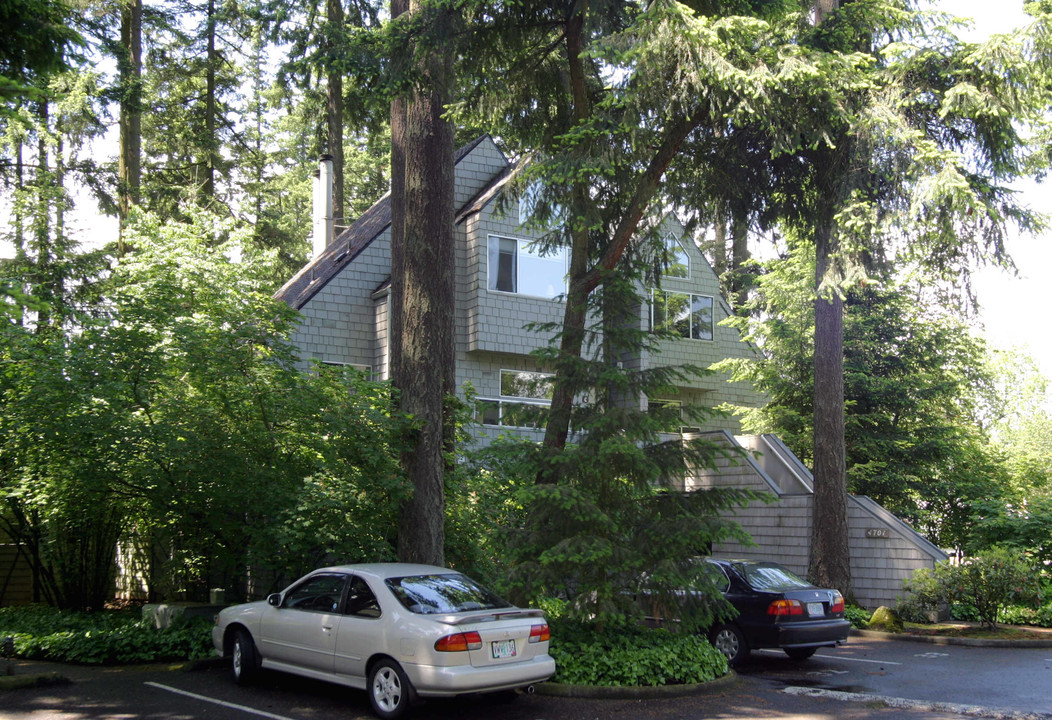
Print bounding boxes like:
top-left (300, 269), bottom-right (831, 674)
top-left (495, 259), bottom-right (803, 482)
top-left (393, 0), bottom-right (456, 565)
top-left (118, 0), bottom-right (141, 253)
top-left (808, 0), bottom-right (852, 597)
top-left (389, 0), bottom-right (406, 388)
top-left (327, 0), bottom-right (344, 224)
top-left (810, 221), bottom-right (852, 595)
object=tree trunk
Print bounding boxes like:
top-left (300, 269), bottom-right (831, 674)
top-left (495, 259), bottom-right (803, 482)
top-left (730, 208), bottom-right (750, 309)
top-left (393, 0), bottom-right (456, 566)
top-left (327, 0), bottom-right (344, 224)
top-left (118, 0), bottom-right (142, 254)
top-left (810, 216), bottom-right (852, 595)
top-left (808, 0), bottom-right (852, 597)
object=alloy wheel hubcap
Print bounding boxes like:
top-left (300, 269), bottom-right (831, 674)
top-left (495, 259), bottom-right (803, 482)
top-left (374, 668), bottom-right (401, 710)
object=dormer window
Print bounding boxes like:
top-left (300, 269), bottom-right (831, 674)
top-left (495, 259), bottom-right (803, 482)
top-left (487, 235), bottom-right (567, 299)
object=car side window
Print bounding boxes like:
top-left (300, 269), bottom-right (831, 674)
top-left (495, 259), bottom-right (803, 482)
top-left (284, 574), bottom-right (347, 613)
top-left (346, 575), bottom-right (381, 618)
top-left (704, 563), bottom-right (731, 593)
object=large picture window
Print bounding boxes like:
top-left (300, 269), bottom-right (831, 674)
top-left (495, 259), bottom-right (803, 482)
top-left (651, 290), bottom-right (714, 341)
top-left (487, 236), bottom-right (567, 298)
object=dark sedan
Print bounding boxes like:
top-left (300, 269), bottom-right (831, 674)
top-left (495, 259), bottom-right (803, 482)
top-left (704, 558), bottom-right (851, 666)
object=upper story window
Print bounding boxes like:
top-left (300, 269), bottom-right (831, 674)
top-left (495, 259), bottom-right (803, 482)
top-left (488, 235), bottom-right (567, 299)
top-left (662, 234), bottom-right (689, 278)
top-left (651, 290), bottom-right (714, 341)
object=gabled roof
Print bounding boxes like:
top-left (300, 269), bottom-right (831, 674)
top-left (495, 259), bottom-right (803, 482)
top-left (275, 135), bottom-right (507, 311)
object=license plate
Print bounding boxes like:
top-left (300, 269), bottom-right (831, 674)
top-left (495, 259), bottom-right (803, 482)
top-left (807, 602), bottom-right (824, 617)
top-left (491, 639), bottom-right (517, 659)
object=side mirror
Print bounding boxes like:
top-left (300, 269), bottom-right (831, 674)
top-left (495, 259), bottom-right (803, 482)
top-left (267, 593), bottom-right (282, 607)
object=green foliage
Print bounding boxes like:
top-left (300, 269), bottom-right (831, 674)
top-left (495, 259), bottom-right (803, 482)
top-left (999, 603), bottom-right (1052, 629)
top-left (845, 604), bottom-right (873, 629)
top-left (970, 496), bottom-right (1052, 567)
top-left (0, 209), bottom-right (412, 606)
top-left (719, 245), bottom-right (1008, 552)
top-left (548, 619), bottom-right (728, 687)
top-left (900, 548), bottom-right (1043, 628)
top-left (481, 275), bottom-right (760, 631)
top-left (0, 606), bottom-right (212, 665)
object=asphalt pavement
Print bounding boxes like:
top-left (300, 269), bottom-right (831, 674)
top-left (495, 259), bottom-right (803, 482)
top-left (2, 630), bottom-right (1051, 720)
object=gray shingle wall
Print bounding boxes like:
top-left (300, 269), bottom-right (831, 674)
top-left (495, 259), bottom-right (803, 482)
top-left (290, 232), bottom-right (392, 370)
top-left (694, 431), bottom-right (944, 609)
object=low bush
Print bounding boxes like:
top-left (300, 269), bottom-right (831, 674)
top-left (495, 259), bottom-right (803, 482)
top-left (899, 547), bottom-right (1042, 628)
top-left (548, 619), bottom-right (728, 687)
top-left (999, 603), bottom-right (1052, 628)
top-left (844, 605), bottom-right (872, 629)
top-left (0, 605), bottom-right (213, 665)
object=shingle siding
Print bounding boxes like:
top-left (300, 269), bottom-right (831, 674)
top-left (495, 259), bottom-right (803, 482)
top-left (281, 136), bottom-right (945, 611)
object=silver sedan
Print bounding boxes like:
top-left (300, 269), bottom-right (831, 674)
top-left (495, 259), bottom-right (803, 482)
top-left (212, 563), bottom-right (555, 719)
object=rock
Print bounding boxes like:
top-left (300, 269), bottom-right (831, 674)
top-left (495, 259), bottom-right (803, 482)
top-left (868, 606), bottom-right (904, 633)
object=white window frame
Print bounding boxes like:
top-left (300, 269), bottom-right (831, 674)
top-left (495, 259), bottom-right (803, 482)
top-left (478, 369), bottom-right (555, 428)
top-left (649, 290), bottom-right (715, 341)
top-left (487, 235), bottom-right (568, 299)
top-left (662, 234), bottom-right (690, 279)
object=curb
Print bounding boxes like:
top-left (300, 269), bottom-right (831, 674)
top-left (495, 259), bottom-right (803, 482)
top-left (852, 628), bottom-right (1052, 649)
top-left (535, 670), bottom-right (738, 699)
top-left (0, 672), bottom-right (70, 691)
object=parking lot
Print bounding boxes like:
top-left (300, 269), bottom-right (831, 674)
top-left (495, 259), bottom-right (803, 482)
top-left (2, 634), bottom-right (1051, 720)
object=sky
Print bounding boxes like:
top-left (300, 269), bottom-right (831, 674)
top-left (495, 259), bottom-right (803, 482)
top-left (937, 0), bottom-right (1052, 378)
top-left (3, 1), bottom-right (1048, 377)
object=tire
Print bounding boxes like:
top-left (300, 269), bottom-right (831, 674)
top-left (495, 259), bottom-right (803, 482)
top-left (710, 623), bottom-right (749, 667)
top-left (369, 658), bottom-right (414, 720)
top-left (231, 628), bottom-right (260, 685)
top-left (784, 647), bottom-right (817, 660)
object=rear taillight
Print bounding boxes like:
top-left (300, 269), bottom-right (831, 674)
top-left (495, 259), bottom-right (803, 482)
top-left (435, 631), bottom-right (483, 652)
top-left (767, 598), bottom-right (804, 616)
top-left (528, 623), bottom-right (550, 643)
top-left (831, 591), bottom-right (845, 614)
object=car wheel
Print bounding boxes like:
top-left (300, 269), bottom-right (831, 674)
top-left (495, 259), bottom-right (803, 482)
top-left (232, 629), bottom-right (260, 685)
top-left (784, 647), bottom-right (817, 660)
top-left (710, 623), bottom-right (749, 667)
top-left (369, 658), bottom-right (414, 720)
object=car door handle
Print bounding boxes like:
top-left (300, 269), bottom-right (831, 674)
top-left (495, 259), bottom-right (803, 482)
top-left (322, 625), bottom-right (334, 633)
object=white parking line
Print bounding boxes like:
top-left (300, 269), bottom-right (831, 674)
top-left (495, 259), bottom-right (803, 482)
top-left (144, 682), bottom-right (300, 720)
top-left (784, 686), bottom-right (1052, 720)
top-left (755, 649), bottom-right (902, 665)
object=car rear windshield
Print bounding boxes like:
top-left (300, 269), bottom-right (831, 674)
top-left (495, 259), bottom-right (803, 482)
top-left (736, 562), bottom-right (813, 592)
top-left (385, 573), bottom-right (512, 614)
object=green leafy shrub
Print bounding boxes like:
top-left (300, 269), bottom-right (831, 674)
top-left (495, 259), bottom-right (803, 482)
top-left (1000, 603), bottom-right (1052, 628)
top-left (899, 548), bottom-right (1042, 627)
top-left (0, 605), bottom-right (213, 665)
top-left (548, 620), bottom-right (728, 686)
top-left (844, 605), bottom-right (872, 628)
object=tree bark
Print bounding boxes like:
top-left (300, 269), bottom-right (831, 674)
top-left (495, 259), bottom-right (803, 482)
top-left (730, 208), bottom-right (750, 309)
top-left (118, 0), bottom-right (141, 254)
top-left (808, 0), bottom-right (852, 597)
top-left (327, 0), bottom-right (344, 224)
top-left (810, 213), bottom-right (852, 594)
top-left (393, 0), bottom-right (456, 565)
